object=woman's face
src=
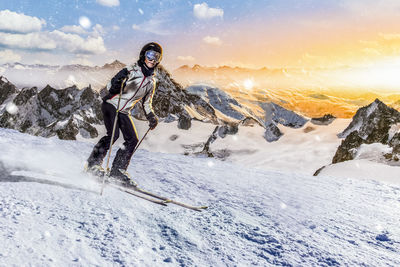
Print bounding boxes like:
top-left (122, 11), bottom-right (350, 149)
top-left (145, 57), bottom-right (157, 68)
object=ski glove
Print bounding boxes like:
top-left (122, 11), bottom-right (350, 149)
top-left (146, 112), bottom-right (158, 130)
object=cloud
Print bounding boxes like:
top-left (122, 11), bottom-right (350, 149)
top-left (50, 30), bottom-right (106, 54)
top-left (0, 32), bottom-right (57, 50)
top-left (96, 0), bottom-right (119, 7)
top-left (92, 24), bottom-right (106, 37)
top-left (0, 30), bottom-right (106, 54)
top-left (380, 33), bottom-right (400, 41)
top-left (362, 48), bottom-right (381, 56)
top-left (131, 18), bottom-right (172, 35)
top-left (203, 36), bottom-right (222, 46)
top-left (193, 3), bottom-right (223, 20)
top-left (340, 0), bottom-right (400, 17)
top-left (177, 56), bottom-right (195, 61)
top-left (0, 10), bottom-right (46, 33)
top-left (112, 25), bottom-right (120, 31)
top-left (60, 25), bottom-right (87, 35)
top-left (70, 55), bottom-right (95, 66)
top-left (60, 24), bottom-right (105, 38)
top-left (0, 49), bottom-right (21, 64)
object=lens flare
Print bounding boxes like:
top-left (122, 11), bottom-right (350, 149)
top-left (243, 78), bottom-right (254, 90)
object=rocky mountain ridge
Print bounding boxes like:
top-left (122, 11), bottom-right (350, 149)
top-left (1, 60), bottom-right (309, 143)
top-left (333, 99), bottom-right (400, 163)
top-left (314, 99), bottom-right (400, 176)
top-left (0, 76), bottom-right (103, 140)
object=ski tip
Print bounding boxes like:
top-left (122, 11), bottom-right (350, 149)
top-left (192, 206), bottom-right (208, 212)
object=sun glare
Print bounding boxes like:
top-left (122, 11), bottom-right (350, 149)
top-left (243, 78), bottom-right (254, 90)
top-left (333, 58), bottom-right (400, 90)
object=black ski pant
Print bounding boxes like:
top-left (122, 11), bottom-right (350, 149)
top-left (87, 102), bottom-right (139, 172)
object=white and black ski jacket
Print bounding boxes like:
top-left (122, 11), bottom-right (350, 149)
top-left (106, 63), bottom-right (156, 116)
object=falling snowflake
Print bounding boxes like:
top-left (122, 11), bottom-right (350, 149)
top-left (207, 161), bottom-right (214, 167)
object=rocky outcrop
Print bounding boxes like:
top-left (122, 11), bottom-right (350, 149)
top-left (197, 124), bottom-right (240, 158)
top-left (0, 83), bottom-right (103, 140)
top-left (264, 122), bottom-right (283, 142)
top-left (258, 102), bottom-right (307, 142)
top-left (185, 84), bottom-right (261, 126)
top-left (338, 99), bottom-right (400, 141)
top-left (332, 99), bottom-right (400, 164)
top-left (260, 102), bottom-right (308, 128)
top-left (332, 131), bottom-right (364, 163)
top-left (0, 76), bottom-right (17, 104)
top-left (311, 114), bottom-right (336, 126)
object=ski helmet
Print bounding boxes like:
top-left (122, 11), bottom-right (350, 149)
top-left (139, 42), bottom-right (163, 65)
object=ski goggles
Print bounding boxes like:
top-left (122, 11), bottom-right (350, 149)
top-left (145, 50), bottom-right (161, 63)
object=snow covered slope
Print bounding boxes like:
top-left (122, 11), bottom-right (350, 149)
top-left (0, 128), bottom-right (400, 266)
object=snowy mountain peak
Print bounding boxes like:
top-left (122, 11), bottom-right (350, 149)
top-left (101, 60), bottom-right (126, 70)
top-left (338, 98), bottom-right (400, 140)
top-left (0, 76), bottom-right (18, 104)
top-left (333, 99), bottom-right (400, 164)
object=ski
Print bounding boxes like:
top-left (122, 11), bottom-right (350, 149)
top-left (133, 187), bottom-right (208, 212)
top-left (108, 183), bottom-right (168, 206)
top-left (90, 173), bottom-right (207, 211)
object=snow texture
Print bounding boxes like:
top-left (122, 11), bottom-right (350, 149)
top-left (0, 128), bottom-right (400, 266)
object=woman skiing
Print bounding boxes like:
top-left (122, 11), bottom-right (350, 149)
top-left (86, 42), bottom-right (162, 187)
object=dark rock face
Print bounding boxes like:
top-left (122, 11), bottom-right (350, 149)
top-left (258, 101), bottom-right (307, 142)
top-left (218, 124), bottom-right (239, 138)
top-left (338, 99), bottom-right (400, 141)
top-left (0, 82), bottom-right (103, 140)
top-left (333, 99), bottom-right (400, 164)
top-left (264, 122), bottom-right (283, 142)
top-left (0, 76), bottom-right (18, 104)
top-left (178, 114), bottom-right (192, 130)
top-left (311, 114), bottom-right (336, 126)
top-left (332, 131), bottom-right (364, 163)
top-left (196, 124), bottom-right (241, 158)
top-left (386, 132), bottom-right (400, 161)
top-left (130, 66), bottom-right (218, 129)
top-left (303, 126), bottom-right (315, 133)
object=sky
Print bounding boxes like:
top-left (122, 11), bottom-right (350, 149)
top-left (1, 0), bottom-right (400, 72)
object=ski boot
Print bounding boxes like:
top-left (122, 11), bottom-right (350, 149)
top-left (84, 164), bottom-right (106, 178)
top-left (109, 168), bottom-right (138, 188)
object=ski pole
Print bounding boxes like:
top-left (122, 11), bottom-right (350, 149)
top-left (100, 78), bottom-right (127, 195)
top-left (132, 127), bottom-right (151, 156)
